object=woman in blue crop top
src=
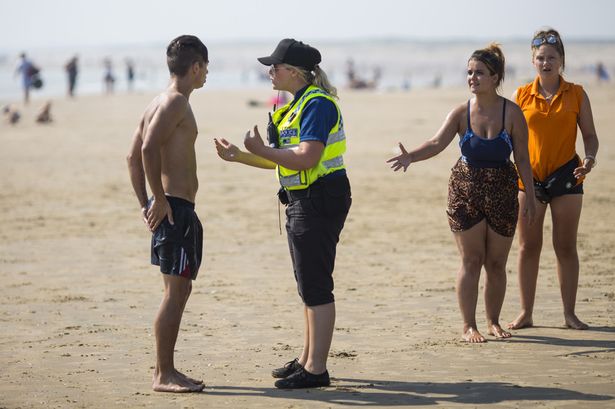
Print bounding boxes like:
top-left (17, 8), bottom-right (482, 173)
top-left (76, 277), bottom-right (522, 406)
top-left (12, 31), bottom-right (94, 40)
top-left (387, 43), bottom-right (537, 343)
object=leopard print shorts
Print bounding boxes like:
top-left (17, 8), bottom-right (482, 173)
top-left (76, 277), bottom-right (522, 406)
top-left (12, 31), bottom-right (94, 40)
top-left (446, 158), bottom-right (519, 237)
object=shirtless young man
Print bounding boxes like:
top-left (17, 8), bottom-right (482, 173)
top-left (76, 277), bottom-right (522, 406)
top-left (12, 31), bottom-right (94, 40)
top-left (127, 35), bottom-right (208, 393)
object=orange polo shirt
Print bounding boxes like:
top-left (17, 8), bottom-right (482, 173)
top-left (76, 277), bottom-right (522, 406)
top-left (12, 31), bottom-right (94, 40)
top-left (516, 76), bottom-right (584, 189)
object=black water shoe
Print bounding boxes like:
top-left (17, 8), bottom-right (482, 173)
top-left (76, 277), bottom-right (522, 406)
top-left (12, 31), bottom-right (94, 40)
top-left (274, 367), bottom-right (330, 389)
top-left (271, 358), bottom-right (303, 379)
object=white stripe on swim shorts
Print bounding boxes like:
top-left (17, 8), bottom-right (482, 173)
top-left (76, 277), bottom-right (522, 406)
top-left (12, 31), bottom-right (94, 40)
top-left (179, 247), bottom-right (186, 273)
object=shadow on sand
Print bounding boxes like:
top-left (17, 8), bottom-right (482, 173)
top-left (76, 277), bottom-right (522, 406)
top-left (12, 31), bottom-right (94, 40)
top-left (505, 331), bottom-right (615, 357)
top-left (204, 378), bottom-right (613, 406)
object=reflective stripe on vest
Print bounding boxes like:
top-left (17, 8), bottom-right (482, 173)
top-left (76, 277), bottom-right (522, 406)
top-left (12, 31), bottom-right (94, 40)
top-left (273, 85), bottom-right (346, 190)
top-left (280, 132), bottom-right (344, 151)
top-left (279, 173), bottom-right (303, 187)
top-left (327, 129), bottom-right (345, 145)
top-left (322, 155), bottom-right (344, 169)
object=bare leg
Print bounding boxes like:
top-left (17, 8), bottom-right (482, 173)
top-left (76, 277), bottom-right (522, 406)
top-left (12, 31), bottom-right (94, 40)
top-left (453, 221), bottom-right (487, 343)
top-left (298, 305), bottom-right (309, 367)
top-left (509, 192), bottom-right (548, 329)
top-left (304, 302), bottom-right (335, 374)
top-left (174, 282), bottom-right (204, 385)
top-left (152, 275), bottom-right (203, 393)
top-left (152, 280), bottom-right (203, 386)
top-left (550, 194), bottom-right (588, 330)
top-left (483, 226), bottom-right (514, 338)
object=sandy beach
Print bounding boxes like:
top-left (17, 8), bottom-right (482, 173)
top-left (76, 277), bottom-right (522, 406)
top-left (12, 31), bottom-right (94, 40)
top-left (1, 83), bottom-right (614, 408)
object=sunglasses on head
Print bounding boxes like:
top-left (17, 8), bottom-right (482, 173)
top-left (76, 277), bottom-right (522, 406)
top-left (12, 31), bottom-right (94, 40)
top-left (532, 34), bottom-right (558, 47)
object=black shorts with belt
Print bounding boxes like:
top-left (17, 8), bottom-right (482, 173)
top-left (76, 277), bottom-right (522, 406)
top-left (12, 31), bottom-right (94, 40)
top-left (283, 174), bottom-right (351, 306)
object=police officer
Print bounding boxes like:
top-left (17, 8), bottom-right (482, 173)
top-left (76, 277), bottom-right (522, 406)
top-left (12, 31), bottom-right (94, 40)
top-left (214, 38), bottom-right (351, 389)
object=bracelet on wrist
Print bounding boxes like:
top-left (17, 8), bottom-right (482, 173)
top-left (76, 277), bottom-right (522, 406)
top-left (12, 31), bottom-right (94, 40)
top-left (583, 155), bottom-right (597, 168)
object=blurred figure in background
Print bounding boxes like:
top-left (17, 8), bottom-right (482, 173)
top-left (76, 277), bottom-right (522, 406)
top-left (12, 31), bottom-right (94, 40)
top-left (126, 58), bottom-right (136, 92)
top-left (2, 104), bottom-right (21, 125)
top-left (103, 58), bottom-right (116, 94)
top-left (345, 58), bottom-right (380, 90)
top-left (65, 55), bottom-right (79, 98)
top-left (35, 101), bottom-right (53, 124)
top-left (15, 53), bottom-right (37, 105)
top-left (596, 62), bottom-right (609, 83)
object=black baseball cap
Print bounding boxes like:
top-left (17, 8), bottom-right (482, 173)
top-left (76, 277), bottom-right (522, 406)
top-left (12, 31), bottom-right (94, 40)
top-left (258, 38), bottom-right (321, 71)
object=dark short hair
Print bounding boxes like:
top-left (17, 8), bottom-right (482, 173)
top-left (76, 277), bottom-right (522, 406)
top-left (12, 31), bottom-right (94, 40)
top-left (166, 35), bottom-right (208, 77)
top-left (469, 43), bottom-right (506, 89)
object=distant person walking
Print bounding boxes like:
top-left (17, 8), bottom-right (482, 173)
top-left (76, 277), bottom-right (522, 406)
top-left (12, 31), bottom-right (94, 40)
top-left (596, 62), bottom-right (609, 83)
top-left (508, 28), bottom-right (600, 331)
top-left (103, 58), bottom-right (116, 94)
top-left (65, 56), bottom-right (79, 98)
top-left (387, 44), bottom-right (536, 343)
top-left (15, 53), bottom-right (37, 105)
top-left (126, 58), bottom-right (136, 92)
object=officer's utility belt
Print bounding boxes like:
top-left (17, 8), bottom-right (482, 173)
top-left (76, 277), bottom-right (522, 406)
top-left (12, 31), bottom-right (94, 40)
top-left (278, 179), bottom-right (325, 204)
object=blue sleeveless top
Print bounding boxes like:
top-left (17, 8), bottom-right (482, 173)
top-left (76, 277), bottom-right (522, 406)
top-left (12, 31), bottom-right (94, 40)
top-left (460, 99), bottom-right (513, 168)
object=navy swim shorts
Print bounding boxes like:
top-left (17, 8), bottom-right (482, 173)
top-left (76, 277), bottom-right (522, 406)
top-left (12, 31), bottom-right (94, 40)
top-left (150, 196), bottom-right (203, 280)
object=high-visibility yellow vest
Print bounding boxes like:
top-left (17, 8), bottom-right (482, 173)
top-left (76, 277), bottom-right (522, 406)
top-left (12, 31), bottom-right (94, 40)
top-left (273, 85), bottom-right (346, 190)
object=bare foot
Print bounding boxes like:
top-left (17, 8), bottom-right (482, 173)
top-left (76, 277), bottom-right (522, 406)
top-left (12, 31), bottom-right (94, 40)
top-left (488, 323), bottom-right (512, 339)
top-left (462, 327), bottom-right (486, 343)
top-left (565, 313), bottom-right (589, 330)
top-left (153, 370), bottom-right (205, 393)
top-left (507, 312), bottom-right (533, 329)
top-left (176, 369), bottom-right (204, 385)
top-left (153, 368), bottom-right (204, 386)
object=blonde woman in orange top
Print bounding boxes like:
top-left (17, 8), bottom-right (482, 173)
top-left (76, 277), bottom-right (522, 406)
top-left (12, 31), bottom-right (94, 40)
top-left (508, 28), bottom-right (599, 331)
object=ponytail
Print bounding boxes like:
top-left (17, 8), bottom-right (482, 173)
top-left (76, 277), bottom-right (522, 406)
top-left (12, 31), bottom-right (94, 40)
top-left (291, 64), bottom-right (338, 98)
top-left (312, 65), bottom-right (338, 98)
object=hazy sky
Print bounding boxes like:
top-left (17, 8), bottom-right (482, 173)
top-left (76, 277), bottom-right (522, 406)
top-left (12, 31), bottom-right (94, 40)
top-left (2, 0), bottom-right (615, 50)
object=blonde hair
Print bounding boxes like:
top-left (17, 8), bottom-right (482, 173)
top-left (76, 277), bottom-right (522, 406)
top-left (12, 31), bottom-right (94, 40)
top-left (469, 42), bottom-right (506, 90)
top-left (286, 64), bottom-right (338, 98)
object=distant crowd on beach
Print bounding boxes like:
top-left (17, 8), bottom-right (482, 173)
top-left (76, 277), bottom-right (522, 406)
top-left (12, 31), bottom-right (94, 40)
top-left (5, 46), bottom-right (612, 128)
top-left (3, 52), bottom-right (137, 126)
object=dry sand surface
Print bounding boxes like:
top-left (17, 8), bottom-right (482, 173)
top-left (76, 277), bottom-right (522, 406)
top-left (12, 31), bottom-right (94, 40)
top-left (1, 84), bottom-right (614, 409)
